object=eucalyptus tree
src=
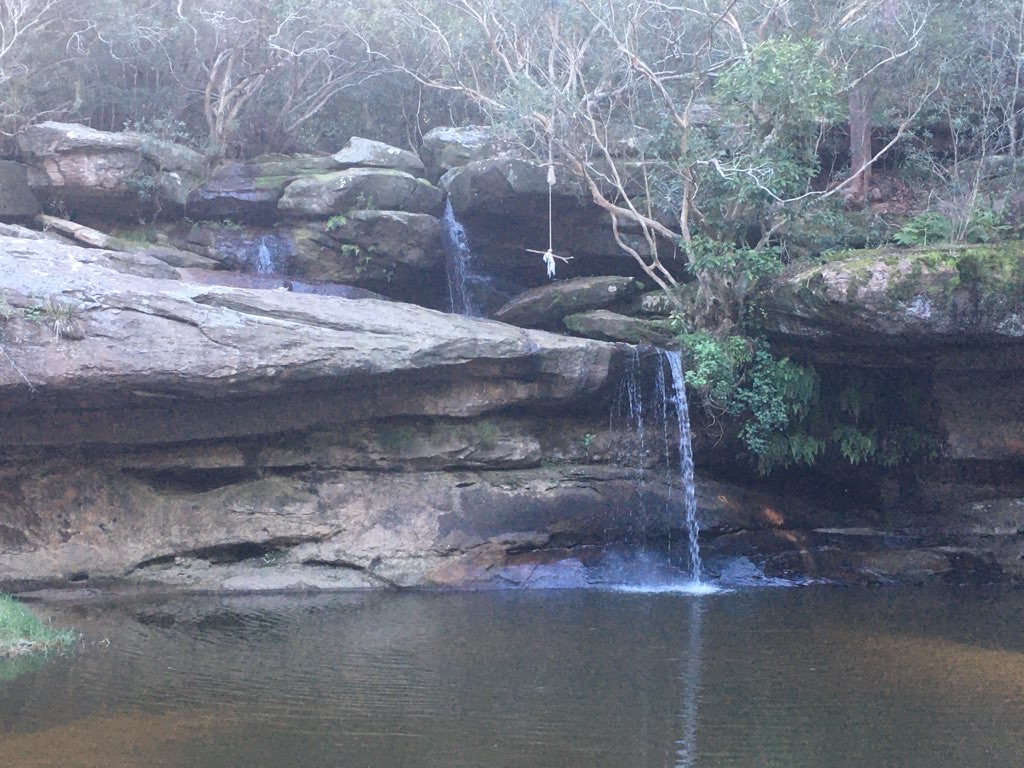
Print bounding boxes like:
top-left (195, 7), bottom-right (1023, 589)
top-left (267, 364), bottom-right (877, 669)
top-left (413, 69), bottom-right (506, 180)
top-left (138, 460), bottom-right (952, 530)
top-left (57, 0), bottom-right (379, 155)
top-left (0, 0), bottom-right (71, 141)
top-left (355, 0), bottom-right (937, 331)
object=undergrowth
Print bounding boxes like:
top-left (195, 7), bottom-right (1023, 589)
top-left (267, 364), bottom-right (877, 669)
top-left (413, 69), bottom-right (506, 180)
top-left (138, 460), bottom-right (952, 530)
top-left (677, 329), bottom-right (940, 474)
top-left (0, 594), bottom-right (76, 659)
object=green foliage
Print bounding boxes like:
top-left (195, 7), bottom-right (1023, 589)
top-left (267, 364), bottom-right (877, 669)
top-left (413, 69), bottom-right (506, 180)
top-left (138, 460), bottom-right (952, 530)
top-left (0, 594), bottom-right (76, 658)
top-left (326, 214), bottom-right (349, 231)
top-left (734, 349), bottom-right (820, 469)
top-left (717, 37), bottom-right (840, 135)
top-left (688, 237), bottom-right (784, 286)
top-left (677, 328), bottom-right (941, 473)
top-left (676, 330), bottom-right (753, 411)
top-left (831, 424), bottom-right (877, 464)
top-left (710, 36), bottom-right (841, 212)
top-left (893, 212), bottom-right (953, 246)
top-left (678, 331), bottom-right (819, 471)
top-left (894, 208), bottom-right (1011, 246)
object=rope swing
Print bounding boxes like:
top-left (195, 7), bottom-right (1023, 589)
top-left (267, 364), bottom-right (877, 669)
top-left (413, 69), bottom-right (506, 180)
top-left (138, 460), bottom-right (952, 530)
top-left (526, 134), bottom-right (572, 279)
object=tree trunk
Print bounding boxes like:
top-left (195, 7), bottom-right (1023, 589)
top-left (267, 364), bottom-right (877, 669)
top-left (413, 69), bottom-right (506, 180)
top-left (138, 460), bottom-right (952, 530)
top-left (847, 85), bottom-right (872, 204)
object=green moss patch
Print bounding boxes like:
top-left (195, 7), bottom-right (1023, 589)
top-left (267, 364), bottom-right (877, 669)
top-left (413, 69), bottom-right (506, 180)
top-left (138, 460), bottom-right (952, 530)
top-left (802, 241), bottom-right (1024, 307)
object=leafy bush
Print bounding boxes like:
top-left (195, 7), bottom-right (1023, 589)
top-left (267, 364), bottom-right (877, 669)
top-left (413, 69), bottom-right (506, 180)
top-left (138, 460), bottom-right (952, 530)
top-left (677, 330), bottom-right (941, 473)
top-left (893, 211), bottom-right (954, 246)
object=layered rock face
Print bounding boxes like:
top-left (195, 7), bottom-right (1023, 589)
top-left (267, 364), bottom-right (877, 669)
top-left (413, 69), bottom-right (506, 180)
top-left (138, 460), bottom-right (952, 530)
top-left (752, 244), bottom-right (1024, 580)
top-left (4, 121), bottom-right (1024, 590)
top-left (0, 232), bottom-right (902, 591)
top-left (5, 235), bottom-right (761, 590)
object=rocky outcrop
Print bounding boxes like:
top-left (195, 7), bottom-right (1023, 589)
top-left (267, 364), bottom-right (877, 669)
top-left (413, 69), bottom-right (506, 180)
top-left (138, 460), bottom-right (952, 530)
top-left (17, 122), bottom-right (206, 220)
top-left (0, 235), bottom-right (619, 415)
top-left (7, 231), bottom-right (979, 591)
top-left (0, 233), bottom-right (654, 587)
top-left (756, 246), bottom-right (1024, 461)
top-left (492, 276), bottom-right (643, 330)
top-left (333, 136), bottom-right (425, 177)
top-left (6, 121), bottom-right (1024, 591)
top-left (752, 243), bottom-right (1024, 570)
top-left (419, 126), bottom-right (497, 182)
top-left (187, 138), bottom-right (427, 222)
top-left (755, 244), bottom-right (1024, 359)
top-left (186, 154), bottom-right (337, 222)
top-left (278, 168), bottom-right (444, 219)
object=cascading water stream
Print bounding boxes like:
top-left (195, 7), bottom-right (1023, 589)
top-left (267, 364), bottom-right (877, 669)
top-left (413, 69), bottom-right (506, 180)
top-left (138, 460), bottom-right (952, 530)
top-left (442, 199), bottom-right (482, 316)
top-left (256, 236), bottom-right (276, 274)
top-left (661, 348), bottom-right (703, 581)
top-left (612, 346), bottom-right (704, 584)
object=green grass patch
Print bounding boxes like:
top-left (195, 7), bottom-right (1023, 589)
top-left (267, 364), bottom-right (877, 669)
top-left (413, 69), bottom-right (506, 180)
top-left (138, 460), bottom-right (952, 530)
top-left (0, 594), bottom-right (76, 659)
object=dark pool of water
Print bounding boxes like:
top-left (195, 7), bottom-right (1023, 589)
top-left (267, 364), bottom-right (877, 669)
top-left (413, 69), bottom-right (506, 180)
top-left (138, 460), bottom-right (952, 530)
top-left (2, 586), bottom-right (1023, 767)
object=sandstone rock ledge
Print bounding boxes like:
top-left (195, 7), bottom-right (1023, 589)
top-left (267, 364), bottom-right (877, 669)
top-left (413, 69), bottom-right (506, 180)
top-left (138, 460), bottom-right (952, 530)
top-left (0, 234), bottom-right (637, 588)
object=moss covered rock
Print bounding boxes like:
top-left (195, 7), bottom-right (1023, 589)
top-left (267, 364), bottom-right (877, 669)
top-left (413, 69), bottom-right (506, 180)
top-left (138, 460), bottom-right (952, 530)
top-left (755, 242), bottom-right (1024, 348)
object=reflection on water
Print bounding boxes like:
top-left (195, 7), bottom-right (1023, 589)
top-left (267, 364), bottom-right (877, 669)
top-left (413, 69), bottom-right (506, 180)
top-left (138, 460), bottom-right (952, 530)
top-left (2, 587), bottom-right (1024, 768)
top-left (676, 599), bottom-right (703, 768)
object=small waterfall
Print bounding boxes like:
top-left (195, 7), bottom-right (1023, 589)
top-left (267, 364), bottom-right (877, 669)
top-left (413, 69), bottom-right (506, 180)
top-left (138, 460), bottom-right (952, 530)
top-left (613, 347), bottom-right (649, 525)
top-left (612, 346), bottom-right (704, 583)
top-left (442, 199), bottom-right (484, 316)
top-left (661, 348), bottom-right (703, 581)
top-left (256, 236), bottom-right (275, 274)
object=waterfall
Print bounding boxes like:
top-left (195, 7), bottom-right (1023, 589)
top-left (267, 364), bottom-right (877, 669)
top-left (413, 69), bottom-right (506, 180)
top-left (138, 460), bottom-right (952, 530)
top-left (614, 347), bottom-right (649, 525)
top-left (255, 236), bottom-right (276, 274)
top-left (442, 199), bottom-right (484, 316)
top-left (661, 348), bottom-right (703, 581)
top-left (612, 346), bottom-right (704, 583)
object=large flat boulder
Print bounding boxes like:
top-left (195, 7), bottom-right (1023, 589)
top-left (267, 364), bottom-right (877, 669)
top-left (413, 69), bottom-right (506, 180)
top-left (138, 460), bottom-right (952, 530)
top-left (493, 276), bottom-right (642, 330)
top-left (278, 168), bottom-right (445, 218)
top-left (564, 310), bottom-right (677, 346)
top-left (0, 234), bottom-right (623, 436)
top-left (17, 122), bottom-right (206, 220)
top-left (755, 244), bottom-right (1024, 357)
top-left (333, 137), bottom-right (425, 177)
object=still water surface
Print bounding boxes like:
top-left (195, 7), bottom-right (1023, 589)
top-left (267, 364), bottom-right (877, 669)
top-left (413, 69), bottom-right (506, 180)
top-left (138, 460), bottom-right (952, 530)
top-left (2, 586), bottom-right (1023, 767)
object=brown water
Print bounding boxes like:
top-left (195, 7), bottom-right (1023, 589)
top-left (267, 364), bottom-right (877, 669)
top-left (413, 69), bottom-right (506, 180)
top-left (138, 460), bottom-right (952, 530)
top-left (2, 586), bottom-right (1023, 767)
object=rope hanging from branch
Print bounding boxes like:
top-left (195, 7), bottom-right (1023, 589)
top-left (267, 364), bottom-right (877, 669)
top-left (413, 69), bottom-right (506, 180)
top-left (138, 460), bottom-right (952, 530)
top-left (526, 133), bottom-right (572, 279)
